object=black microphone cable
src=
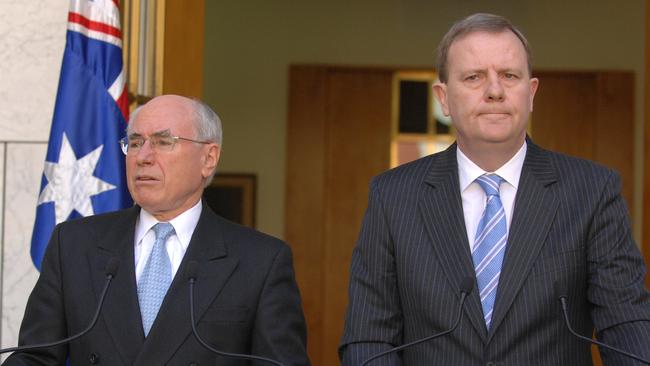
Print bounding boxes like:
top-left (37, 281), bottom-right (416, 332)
top-left (186, 261), bottom-right (286, 366)
top-left (0, 257), bottom-right (119, 355)
top-left (360, 277), bottom-right (475, 366)
top-left (555, 282), bottom-right (650, 365)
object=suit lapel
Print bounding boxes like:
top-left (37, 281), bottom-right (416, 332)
top-left (134, 205), bottom-right (239, 365)
top-left (89, 206), bottom-right (144, 365)
top-left (487, 142), bottom-right (559, 341)
top-left (418, 145), bottom-right (488, 341)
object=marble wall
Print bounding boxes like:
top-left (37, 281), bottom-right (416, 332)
top-left (0, 0), bottom-right (68, 349)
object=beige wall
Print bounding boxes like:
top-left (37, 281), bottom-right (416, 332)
top-left (203, 0), bottom-right (646, 241)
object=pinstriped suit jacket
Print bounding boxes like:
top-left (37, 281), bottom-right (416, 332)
top-left (340, 141), bottom-right (650, 365)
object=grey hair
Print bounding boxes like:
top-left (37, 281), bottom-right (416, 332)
top-left (127, 98), bottom-right (223, 145)
top-left (190, 98), bottom-right (223, 146)
top-left (435, 13), bottom-right (532, 83)
top-left (189, 98), bottom-right (222, 185)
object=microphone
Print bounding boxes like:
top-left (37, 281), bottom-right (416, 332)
top-left (555, 282), bottom-right (650, 365)
top-left (360, 277), bottom-right (475, 366)
top-left (185, 261), bottom-right (286, 366)
top-left (0, 257), bottom-right (120, 355)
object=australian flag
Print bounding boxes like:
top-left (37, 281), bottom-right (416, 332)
top-left (30, 0), bottom-right (132, 270)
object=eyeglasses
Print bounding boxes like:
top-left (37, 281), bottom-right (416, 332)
top-left (119, 130), bottom-right (211, 155)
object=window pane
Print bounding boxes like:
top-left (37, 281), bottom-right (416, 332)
top-left (398, 80), bottom-right (428, 133)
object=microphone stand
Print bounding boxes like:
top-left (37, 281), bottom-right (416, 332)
top-left (559, 296), bottom-right (650, 365)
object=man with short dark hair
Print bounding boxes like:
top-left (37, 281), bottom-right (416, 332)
top-left (5, 95), bottom-right (310, 366)
top-left (340, 13), bottom-right (650, 365)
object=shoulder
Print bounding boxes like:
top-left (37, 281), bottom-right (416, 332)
top-left (528, 142), bottom-right (616, 182)
top-left (223, 217), bottom-right (286, 248)
top-left (371, 146), bottom-right (455, 189)
top-left (202, 209), bottom-right (290, 257)
top-left (54, 206), bottom-right (137, 234)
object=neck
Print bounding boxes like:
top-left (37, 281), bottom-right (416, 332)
top-left (458, 139), bottom-right (524, 172)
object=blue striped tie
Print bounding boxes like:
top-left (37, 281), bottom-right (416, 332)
top-left (138, 222), bottom-right (175, 336)
top-left (472, 174), bottom-right (507, 329)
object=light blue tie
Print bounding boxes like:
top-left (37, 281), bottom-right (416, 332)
top-left (138, 222), bottom-right (175, 336)
top-left (472, 174), bottom-right (507, 329)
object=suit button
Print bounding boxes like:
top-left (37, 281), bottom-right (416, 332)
top-left (188, 363), bottom-right (198, 366)
top-left (486, 362), bottom-right (496, 366)
top-left (89, 353), bottom-right (100, 364)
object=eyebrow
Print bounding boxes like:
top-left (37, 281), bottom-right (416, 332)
top-left (459, 69), bottom-right (486, 76)
top-left (496, 67), bottom-right (522, 74)
top-left (128, 129), bottom-right (172, 138)
top-left (458, 67), bottom-right (523, 78)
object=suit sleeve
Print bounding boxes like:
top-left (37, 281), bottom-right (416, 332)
top-left (339, 179), bottom-right (403, 366)
top-left (587, 171), bottom-right (650, 364)
top-left (251, 244), bottom-right (311, 366)
top-left (3, 225), bottom-right (68, 366)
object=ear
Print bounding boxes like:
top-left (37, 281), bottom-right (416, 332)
top-left (528, 77), bottom-right (539, 112)
top-left (432, 82), bottom-right (451, 116)
top-left (201, 144), bottom-right (220, 179)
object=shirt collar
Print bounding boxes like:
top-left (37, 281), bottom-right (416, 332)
top-left (457, 141), bottom-right (527, 192)
top-left (135, 200), bottom-right (203, 249)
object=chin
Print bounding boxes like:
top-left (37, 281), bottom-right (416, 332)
top-left (133, 194), bottom-right (161, 210)
top-left (480, 126), bottom-right (523, 140)
top-left (483, 134), bottom-right (526, 146)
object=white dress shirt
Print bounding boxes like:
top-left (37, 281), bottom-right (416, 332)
top-left (458, 142), bottom-right (527, 251)
top-left (134, 200), bottom-right (202, 283)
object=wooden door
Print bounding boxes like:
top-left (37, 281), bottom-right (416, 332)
top-left (532, 71), bottom-right (635, 206)
top-left (286, 65), bottom-right (392, 366)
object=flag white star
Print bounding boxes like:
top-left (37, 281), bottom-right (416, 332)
top-left (37, 133), bottom-right (116, 224)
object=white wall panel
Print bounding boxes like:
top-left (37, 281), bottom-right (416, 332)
top-left (1, 143), bottom-right (46, 349)
top-left (0, 0), bottom-right (67, 141)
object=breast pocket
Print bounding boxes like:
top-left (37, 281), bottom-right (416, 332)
top-left (530, 248), bottom-right (586, 278)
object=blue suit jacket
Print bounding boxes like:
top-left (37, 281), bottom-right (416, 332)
top-left (340, 141), bottom-right (650, 365)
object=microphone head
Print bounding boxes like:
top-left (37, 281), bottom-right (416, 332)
top-left (185, 260), bottom-right (199, 282)
top-left (104, 258), bottom-right (119, 278)
top-left (460, 277), bottom-right (475, 295)
top-left (554, 281), bottom-right (568, 300)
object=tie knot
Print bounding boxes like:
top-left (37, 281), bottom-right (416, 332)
top-left (153, 222), bottom-right (175, 242)
top-left (476, 174), bottom-right (504, 197)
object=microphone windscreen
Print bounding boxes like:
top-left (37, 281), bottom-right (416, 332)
top-left (554, 281), bottom-right (568, 299)
top-left (460, 277), bottom-right (475, 295)
top-left (185, 260), bottom-right (199, 281)
top-left (105, 258), bottom-right (119, 277)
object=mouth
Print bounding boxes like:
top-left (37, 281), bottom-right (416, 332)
top-left (479, 112), bottom-right (510, 120)
top-left (135, 175), bottom-right (159, 183)
top-left (480, 111), bottom-right (510, 115)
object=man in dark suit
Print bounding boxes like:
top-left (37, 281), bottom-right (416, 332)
top-left (340, 13), bottom-right (650, 365)
top-left (5, 95), bottom-right (310, 365)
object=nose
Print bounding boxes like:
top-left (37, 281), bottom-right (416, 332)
top-left (134, 139), bottom-right (155, 165)
top-left (485, 72), bottom-right (504, 102)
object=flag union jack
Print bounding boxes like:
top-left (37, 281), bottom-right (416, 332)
top-left (30, 0), bottom-right (132, 269)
